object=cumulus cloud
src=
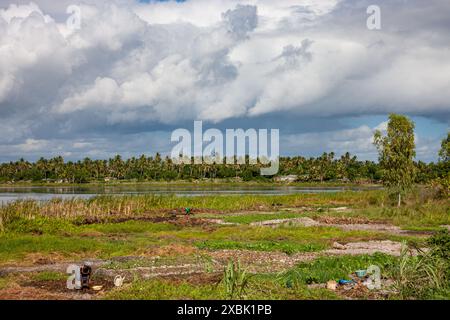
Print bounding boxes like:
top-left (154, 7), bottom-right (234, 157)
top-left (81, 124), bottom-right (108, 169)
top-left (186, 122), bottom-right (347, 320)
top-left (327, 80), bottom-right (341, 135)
top-left (0, 0), bottom-right (448, 161)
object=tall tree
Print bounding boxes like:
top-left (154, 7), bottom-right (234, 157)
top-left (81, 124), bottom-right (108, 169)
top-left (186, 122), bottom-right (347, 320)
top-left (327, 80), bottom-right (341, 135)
top-left (436, 132), bottom-right (450, 197)
top-left (374, 114), bottom-right (416, 207)
top-left (438, 132), bottom-right (450, 163)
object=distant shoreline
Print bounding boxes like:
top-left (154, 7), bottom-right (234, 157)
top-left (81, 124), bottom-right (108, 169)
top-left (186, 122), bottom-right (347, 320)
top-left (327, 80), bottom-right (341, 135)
top-left (0, 180), bottom-right (383, 188)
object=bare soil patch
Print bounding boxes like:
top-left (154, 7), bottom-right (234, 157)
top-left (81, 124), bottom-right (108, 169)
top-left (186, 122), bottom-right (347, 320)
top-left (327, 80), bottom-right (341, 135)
top-left (208, 240), bottom-right (404, 273)
top-left (143, 244), bottom-right (199, 257)
top-left (250, 217), bottom-right (320, 227)
top-left (239, 215), bottom-right (432, 236)
top-left (316, 216), bottom-right (386, 225)
top-left (208, 249), bottom-right (316, 273)
top-left (0, 285), bottom-right (75, 300)
top-left (327, 240), bottom-right (402, 256)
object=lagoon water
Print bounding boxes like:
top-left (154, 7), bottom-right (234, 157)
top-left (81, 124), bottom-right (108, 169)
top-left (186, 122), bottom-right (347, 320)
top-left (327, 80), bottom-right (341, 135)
top-left (0, 184), bottom-right (378, 205)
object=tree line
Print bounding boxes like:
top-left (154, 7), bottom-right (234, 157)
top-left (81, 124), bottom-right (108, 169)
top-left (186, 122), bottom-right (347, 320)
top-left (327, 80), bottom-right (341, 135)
top-left (0, 150), bottom-right (447, 184)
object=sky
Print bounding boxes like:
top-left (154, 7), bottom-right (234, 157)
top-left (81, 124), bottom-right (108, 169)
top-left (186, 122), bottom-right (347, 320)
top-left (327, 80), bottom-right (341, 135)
top-left (0, 0), bottom-right (449, 163)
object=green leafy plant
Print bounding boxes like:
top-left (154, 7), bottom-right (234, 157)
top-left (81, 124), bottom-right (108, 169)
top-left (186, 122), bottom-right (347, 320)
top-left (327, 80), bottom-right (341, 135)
top-left (374, 114), bottom-right (416, 207)
top-left (393, 236), bottom-right (449, 299)
top-left (222, 259), bottom-right (250, 299)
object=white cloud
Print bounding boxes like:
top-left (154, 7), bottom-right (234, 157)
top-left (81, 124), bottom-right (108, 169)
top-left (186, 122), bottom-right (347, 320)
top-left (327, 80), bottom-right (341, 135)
top-left (0, 2), bottom-right (53, 23)
top-left (1, 0), bottom-right (449, 122)
top-left (0, 0), bottom-right (448, 161)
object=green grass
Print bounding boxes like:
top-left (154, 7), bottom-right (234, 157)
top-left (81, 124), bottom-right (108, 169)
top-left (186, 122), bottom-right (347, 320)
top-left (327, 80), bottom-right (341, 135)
top-left (5, 217), bottom-right (77, 235)
top-left (32, 271), bottom-right (67, 282)
top-left (0, 276), bottom-right (9, 290)
top-left (77, 220), bottom-right (177, 235)
top-left (104, 277), bottom-right (341, 300)
top-left (196, 240), bottom-right (326, 254)
top-left (4, 216), bottom-right (178, 236)
top-left (0, 233), bottom-right (145, 263)
top-left (0, 218), bottom-right (413, 264)
top-left (208, 212), bottom-right (303, 224)
top-left (0, 213), bottom-right (419, 265)
top-left (402, 225), bottom-right (448, 232)
top-left (161, 224), bottom-right (395, 242)
top-left (106, 279), bottom-right (222, 300)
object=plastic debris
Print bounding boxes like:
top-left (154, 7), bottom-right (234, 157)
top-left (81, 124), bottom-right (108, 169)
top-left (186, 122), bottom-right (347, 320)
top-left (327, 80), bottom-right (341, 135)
top-left (338, 279), bottom-right (354, 285)
top-left (80, 264), bottom-right (92, 289)
top-left (326, 280), bottom-right (337, 291)
top-left (114, 275), bottom-right (126, 287)
top-left (355, 269), bottom-right (367, 278)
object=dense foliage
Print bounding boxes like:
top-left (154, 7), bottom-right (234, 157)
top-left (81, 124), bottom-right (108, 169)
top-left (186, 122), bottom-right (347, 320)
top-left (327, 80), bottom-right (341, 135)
top-left (0, 152), bottom-right (447, 184)
top-left (374, 114), bottom-right (417, 206)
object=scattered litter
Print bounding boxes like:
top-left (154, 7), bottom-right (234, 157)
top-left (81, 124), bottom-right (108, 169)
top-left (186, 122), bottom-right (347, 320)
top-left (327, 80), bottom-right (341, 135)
top-left (329, 207), bottom-right (350, 212)
top-left (114, 275), bottom-right (126, 287)
top-left (80, 264), bottom-right (92, 289)
top-left (338, 279), bottom-right (354, 285)
top-left (185, 207), bottom-right (192, 215)
top-left (250, 217), bottom-right (320, 227)
top-left (204, 219), bottom-right (237, 226)
top-left (332, 242), bottom-right (346, 250)
top-left (326, 280), bottom-right (337, 291)
top-left (335, 269), bottom-right (381, 293)
top-left (355, 270), bottom-right (367, 278)
top-left (91, 285), bottom-right (103, 291)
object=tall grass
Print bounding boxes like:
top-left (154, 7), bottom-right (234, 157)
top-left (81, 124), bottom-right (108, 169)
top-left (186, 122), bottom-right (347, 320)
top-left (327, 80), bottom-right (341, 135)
top-left (0, 191), bottom-right (385, 231)
top-left (392, 231), bottom-right (450, 299)
top-left (223, 260), bottom-right (251, 299)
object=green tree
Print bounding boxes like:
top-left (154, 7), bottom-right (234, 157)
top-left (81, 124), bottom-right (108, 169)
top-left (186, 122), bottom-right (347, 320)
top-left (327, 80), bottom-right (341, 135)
top-left (374, 114), bottom-right (416, 207)
top-left (435, 132), bottom-right (450, 197)
top-left (438, 132), bottom-right (450, 163)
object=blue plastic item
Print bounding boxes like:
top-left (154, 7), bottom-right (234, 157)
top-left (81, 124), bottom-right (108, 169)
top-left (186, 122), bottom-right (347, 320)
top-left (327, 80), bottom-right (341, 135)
top-left (338, 279), bottom-right (354, 285)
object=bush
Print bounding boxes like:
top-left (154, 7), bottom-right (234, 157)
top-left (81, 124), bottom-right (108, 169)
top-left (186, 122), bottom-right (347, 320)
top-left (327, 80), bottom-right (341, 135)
top-left (393, 232), bottom-right (450, 299)
top-left (222, 260), bottom-right (250, 299)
